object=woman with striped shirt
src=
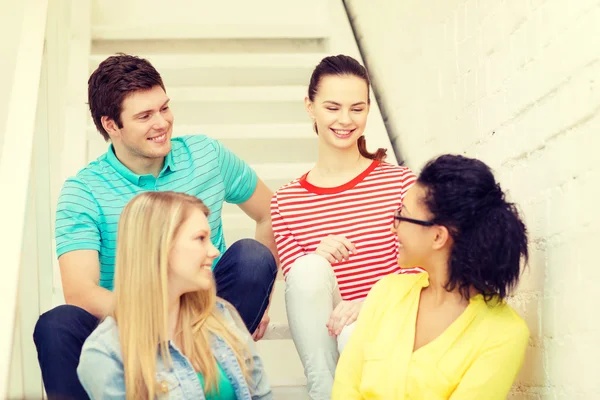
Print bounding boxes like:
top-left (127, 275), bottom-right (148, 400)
top-left (270, 55), bottom-right (420, 400)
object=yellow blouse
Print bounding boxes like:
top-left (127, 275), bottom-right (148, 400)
top-left (332, 273), bottom-right (529, 399)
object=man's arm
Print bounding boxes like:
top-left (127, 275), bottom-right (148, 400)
top-left (59, 249), bottom-right (114, 319)
top-left (238, 178), bottom-right (279, 263)
top-left (238, 178), bottom-right (279, 340)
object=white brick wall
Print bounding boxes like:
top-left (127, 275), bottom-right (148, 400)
top-left (345, 0), bottom-right (600, 398)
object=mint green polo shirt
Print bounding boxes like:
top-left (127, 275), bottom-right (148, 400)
top-left (55, 135), bottom-right (257, 290)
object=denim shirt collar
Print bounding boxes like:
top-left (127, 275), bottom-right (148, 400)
top-left (161, 331), bottom-right (252, 399)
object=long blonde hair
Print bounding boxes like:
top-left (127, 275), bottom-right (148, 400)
top-left (113, 191), bottom-right (251, 399)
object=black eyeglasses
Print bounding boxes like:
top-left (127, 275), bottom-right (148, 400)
top-left (394, 207), bottom-right (434, 228)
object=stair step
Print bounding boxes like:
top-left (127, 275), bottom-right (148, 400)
top-left (271, 386), bottom-right (309, 400)
top-left (168, 85), bottom-right (306, 102)
top-left (167, 86), bottom-right (306, 125)
top-left (218, 137), bottom-right (317, 164)
top-left (89, 53), bottom-right (325, 87)
top-left (248, 176), bottom-right (296, 194)
top-left (90, 53), bottom-right (325, 70)
top-left (92, 23), bottom-right (329, 41)
top-left (175, 123), bottom-right (312, 140)
top-left (252, 163), bottom-right (313, 180)
top-left (266, 280), bottom-right (287, 323)
top-left (91, 38), bottom-right (327, 56)
top-left (256, 340), bottom-right (306, 387)
top-left (263, 323), bottom-right (291, 341)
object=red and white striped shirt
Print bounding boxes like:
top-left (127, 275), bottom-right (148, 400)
top-left (271, 160), bottom-right (421, 301)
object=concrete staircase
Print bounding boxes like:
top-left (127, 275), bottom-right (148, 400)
top-left (67, 0), bottom-right (395, 397)
top-left (85, 12), bottom-right (328, 400)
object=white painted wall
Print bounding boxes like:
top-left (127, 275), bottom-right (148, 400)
top-left (0, 1), bottom-right (24, 155)
top-left (346, 0), bottom-right (600, 398)
top-left (1, 0), bottom-right (51, 397)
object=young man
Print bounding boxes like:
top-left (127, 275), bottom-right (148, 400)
top-left (33, 54), bottom-right (278, 399)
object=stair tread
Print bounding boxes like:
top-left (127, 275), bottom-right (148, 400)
top-left (92, 23), bottom-right (329, 40)
top-left (167, 85), bottom-right (306, 102)
top-left (174, 123), bottom-right (312, 139)
top-left (251, 162), bottom-right (312, 179)
top-left (89, 53), bottom-right (327, 68)
top-left (263, 323), bottom-right (292, 340)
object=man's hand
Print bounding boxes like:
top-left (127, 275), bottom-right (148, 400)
top-left (315, 235), bottom-right (357, 264)
top-left (326, 300), bottom-right (363, 337)
top-left (252, 311), bottom-right (270, 341)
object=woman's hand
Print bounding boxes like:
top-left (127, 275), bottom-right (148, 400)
top-left (327, 300), bottom-right (363, 337)
top-left (315, 235), bottom-right (357, 264)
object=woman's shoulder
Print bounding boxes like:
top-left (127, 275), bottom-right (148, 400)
top-left (271, 178), bottom-right (304, 207)
top-left (376, 161), bottom-right (415, 175)
top-left (81, 316), bottom-right (122, 356)
top-left (371, 162), bottom-right (417, 185)
top-left (478, 298), bottom-right (530, 345)
top-left (215, 299), bottom-right (248, 332)
top-left (273, 177), bottom-right (303, 195)
top-left (369, 272), bottom-right (427, 301)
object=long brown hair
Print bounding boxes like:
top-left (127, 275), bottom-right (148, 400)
top-left (308, 54), bottom-right (387, 161)
top-left (113, 191), bottom-right (251, 399)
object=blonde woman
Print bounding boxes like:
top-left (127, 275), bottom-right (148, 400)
top-left (77, 191), bottom-right (271, 399)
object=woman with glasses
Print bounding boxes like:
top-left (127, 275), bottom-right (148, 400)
top-left (270, 55), bottom-right (421, 399)
top-left (333, 154), bottom-right (530, 399)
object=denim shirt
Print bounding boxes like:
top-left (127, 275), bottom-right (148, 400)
top-left (77, 301), bottom-right (272, 399)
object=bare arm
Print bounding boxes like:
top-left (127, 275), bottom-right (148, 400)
top-left (59, 249), bottom-right (114, 319)
top-left (238, 178), bottom-right (279, 339)
top-left (238, 178), bottom-right (279, 263)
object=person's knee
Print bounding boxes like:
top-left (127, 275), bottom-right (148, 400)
top-left (229, 238), bottom-right (277, 281)
top-left (34, 305), bottom-right (69, 345)
top-left (286, 254), bottom-right (335, 295)
top-left (33, 304), bottom-right (94, 346)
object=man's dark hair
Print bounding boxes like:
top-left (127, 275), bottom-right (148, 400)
top-left (88, 53), bottom-right (165, 141)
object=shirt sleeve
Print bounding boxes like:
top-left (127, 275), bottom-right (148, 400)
top-left (55, 178), bottom-right (102, 258)
top-left (270, 192), bottom-right (307, 276)
top-left (77, 339), bottom-right (126, 399)
top-left (449, 318), bottom-right (529, 399)
top-left (210, 138), bottom-right (258, 204)
top-left (332, 275), bottom-right (394, 399)
top-left (399, 166), bottom-right (417, 202)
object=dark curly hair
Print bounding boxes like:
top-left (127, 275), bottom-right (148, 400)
top-left (308, 54), bottom-right (386, 161)
top-left (417, 154), bottom-right (528, 302)
top-left (88, 53), bottom-right (165, 141)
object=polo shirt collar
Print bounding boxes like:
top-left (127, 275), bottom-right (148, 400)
top-left (164, 148), bottom-right (181, 172)
top-left (106, 144), bottom-right (178, 185)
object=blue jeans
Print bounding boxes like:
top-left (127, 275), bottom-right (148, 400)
top-left (33, 239), bottom-right (277, 400)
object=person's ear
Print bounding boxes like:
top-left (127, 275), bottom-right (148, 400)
top-left (305, 97), bottom-right (316, 119)
top-left (432, 225), bottom-right (451, 250)
top-left (101, 116), bottom-right (120, 140)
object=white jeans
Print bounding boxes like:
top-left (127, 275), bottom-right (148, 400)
top-left (285, 254), bottom-right (356, 400)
